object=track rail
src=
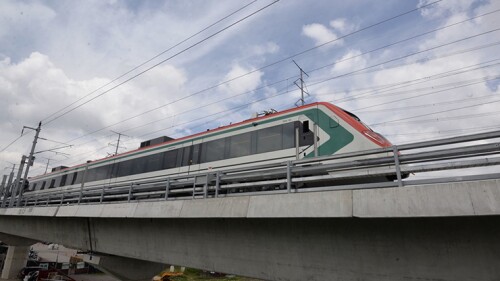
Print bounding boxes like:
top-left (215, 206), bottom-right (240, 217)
top-left (2, 130), bottom-right (500, 208)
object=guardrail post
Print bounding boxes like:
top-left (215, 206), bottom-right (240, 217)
top-left (128, 183), bottom-right (134, 202)
top-left (78, 189), bottom-right (83, 205)
top-left (60, 194), bottom-right (64, 206)
top-left (392, 145), bottom-right (403, 187)
top-left (164, 179), bottom-right (170, 200)
top-left (34, 197), bottom-right (38, 207)
top-left (24, 198), bottom-right (28, 207)
top-left (287, 161), bottom-right (292, 193)
top-left (46, 195), bottom-right (50, 206)
top-left (215, 172), bottom-right (221, 198)
top-left (203, 173), bottom-right (209, 199)
top-left (100, 186), bottom-right (105, 204)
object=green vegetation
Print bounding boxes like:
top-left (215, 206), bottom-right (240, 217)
top-left (169, 268), bottom-right (262, 281)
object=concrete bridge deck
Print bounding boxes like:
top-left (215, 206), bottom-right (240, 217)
top-left (1, 178), bottom-right (500, 281)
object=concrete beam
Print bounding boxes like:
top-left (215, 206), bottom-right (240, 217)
top-left (0, 233), bottom-right (37, 246)
top-left (0, 215), bottom-right (499, 281)
top-left (1, 179), bottom-right (499, 219)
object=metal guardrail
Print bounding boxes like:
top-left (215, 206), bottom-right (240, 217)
top-left (1, 130), bottom-right (500, 208)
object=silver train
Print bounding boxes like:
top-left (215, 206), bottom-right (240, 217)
top-left (26, 102), bottom-right (393, 195)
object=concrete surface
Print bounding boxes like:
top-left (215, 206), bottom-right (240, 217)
top-left (0, 179), bottom-right (499, 280)
top-left (83, 254), bottom-right (166, 281)
top-left (0, 246), bottom-right (29, 279)
top-left (1, 179), bottom-right (499, 219)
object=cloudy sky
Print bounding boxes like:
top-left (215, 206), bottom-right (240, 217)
top-left (1, 0), bottom-right (499, 178)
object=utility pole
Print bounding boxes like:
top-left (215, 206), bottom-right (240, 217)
top-left (13, 122), bottom-right (42, 207)
top-left (293, 60), bottom-right (310, 107)
top-left (110, 130), bottom-right (129, 156)
top-left (0, 175), bottom-right (7, 201)
top-left (44, 157), bottom-right (52, 174)
top-left (9, 155), bottom-right (27, 207)
top-left (1, 164), bottom-right (16, 208)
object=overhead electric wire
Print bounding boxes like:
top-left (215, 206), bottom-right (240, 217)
top-left (369, 88), bottom-right (500, 127)
top-left (42, 0), bottom-right (280, 126)
top-left (41, 0), bottom-right (443, 129)
top-left (41, 0), bottom-right (258, 124)
top-left (357, 93), bottom-right (500, 114)
top-left (307, 8), bottom-right (500, 76)
top-left (309, 27), bottom-right (500, 91)
top-left (49, 16), bottom-right (500, 151)
top-left (34, 1), bottom-right (500, 171)
top-left (39, 27), bottom-right (500, 165)
top-left (354, 75), bottom-right (500, 112)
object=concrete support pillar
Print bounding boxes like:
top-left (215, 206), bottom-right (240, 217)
top-left (0, 245), bottom-right (29, 280)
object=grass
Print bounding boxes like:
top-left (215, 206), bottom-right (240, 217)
top-left (168, 268), bottom-right (263, 281)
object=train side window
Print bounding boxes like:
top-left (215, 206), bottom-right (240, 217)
top-left (205, 138), bottom-right (226, 162)
top-left (70, 172), bottom-right (78, 185)
top-left (257, 125), bottom-right (282, 153)
top-left (299, 122), bottom-right (314, 146)
top-left (131, 157), bottom-right (147, 175)
top-left (40, 181), bottom-right (46, 190)
top-left (146, 153), bottom-right (163, 172)
top-left (49, 178), bottom-right (56, 188)
top-left (117, 160), bottom-right (133, 177)
top-left (163, 150), bottom-right (178, 169)
top-left (181, 146), bottom-right (191, 166)
top-left (60, 174), bottom-right (67, 187)
top-left (95, 165), bottom-right (111, 180)
top-left (282, 122), bottom-right (295, 149)
top-left (192, 144), bottom-right (201, 165)
top-left (303, 121), bottom-right (310, 133)
top-left (74, 171), bottom-right (83, 185)
top-left (229, 132), bottom-right (252, 158)
top-left (31, 183), bottom-right (37, 191)
top-left (85, 168), bottom-right (97, 182)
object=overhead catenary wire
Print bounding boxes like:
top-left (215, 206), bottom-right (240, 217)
top-left (41, 0), bottom-right (258, 123)
top-left (47, 21), bottom-right (500, 152)
top-left (29, 1), bottom-right (498, 173)
top-left (42, 0), bottom-right (280, 126)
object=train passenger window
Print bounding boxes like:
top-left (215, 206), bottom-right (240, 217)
top-left (70, 172), bottom-right (78, 185)
top-left (163, 150), bottom-right (178, 169)
top-left (257, 125), bottom-right (282, 153)
top-left (181, 146), bottom-right (192, 166)
top-left (74, 171), bottom-right (83, 185)
top-left (303, 121), bottom-right (310, 133)
top-left (229, 132), bottom-right (252, 158)
top-left (60, 174), bottom-right (67, 187)
top-left (131, 157), bottom-right (147, 175)
top-left (204, 138), bottom-right (226, 162)
top-left (53, 177), bottom-right (62, 187)
top-left (145, 153), bottom-right (163, 172)
top-left (191, 144), bottom-right (201, 165)
top-left (40, 181), bottom-right (46, 190)
top-left (85, 168), bottom-right (97, 182)
top-left (31, 183), bottom-right (37, 191)
top-left (283, 123), bottom-right (295, 149)
top-left (95, 165), bottom-right (111, 180)
top-left (49, 179), bottom-right (56, 188)
top-left (117, 160), bottom-right (133, 177)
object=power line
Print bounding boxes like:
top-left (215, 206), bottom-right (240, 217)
top-left (42, 0), bottom-right (280, 126)
top-left (41, 0), bottom-right (258, 123)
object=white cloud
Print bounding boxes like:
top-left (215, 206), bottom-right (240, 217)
top-left (302, 23), bottom-right (341, 47)
top-left (329, 18), bottom-right (355, 34)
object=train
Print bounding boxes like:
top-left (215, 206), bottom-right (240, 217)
top-left (25, 102), bottom-right (393, 196)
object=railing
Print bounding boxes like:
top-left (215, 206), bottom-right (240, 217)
top-left (1, 130), bottom-right (500, 208)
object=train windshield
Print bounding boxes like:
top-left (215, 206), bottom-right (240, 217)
top-left (341, 109), bottom-right (374, 131)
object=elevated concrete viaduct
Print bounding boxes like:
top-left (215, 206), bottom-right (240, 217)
top-left (1, 179), bottom-right (500, 281)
